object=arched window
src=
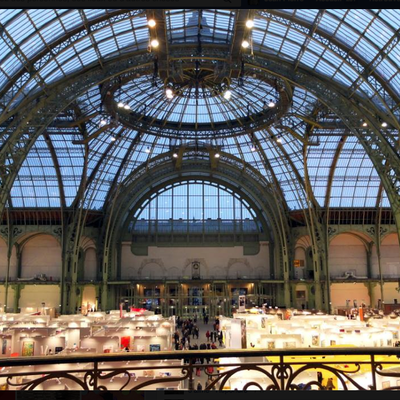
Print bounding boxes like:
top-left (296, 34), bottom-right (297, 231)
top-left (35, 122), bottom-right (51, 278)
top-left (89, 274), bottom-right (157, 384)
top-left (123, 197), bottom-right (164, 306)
top-left (130, 181), bottom-right (260, 234)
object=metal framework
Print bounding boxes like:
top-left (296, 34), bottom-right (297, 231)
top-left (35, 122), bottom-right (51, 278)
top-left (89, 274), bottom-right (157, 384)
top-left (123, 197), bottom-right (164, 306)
top-left (1, 347), bottom-right (400, 391)
top-left (0, 9), bottom-right (400, 314)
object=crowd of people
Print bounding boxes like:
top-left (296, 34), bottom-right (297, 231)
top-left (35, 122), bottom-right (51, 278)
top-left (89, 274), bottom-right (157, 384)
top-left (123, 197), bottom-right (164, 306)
top-left (172, 314), bottom-right (225, 390)
top-left (173, 315), bottom-right (224, 351)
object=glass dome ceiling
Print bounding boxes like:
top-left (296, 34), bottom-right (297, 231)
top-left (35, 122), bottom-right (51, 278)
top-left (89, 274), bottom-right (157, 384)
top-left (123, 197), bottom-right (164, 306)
top-left (1, 9), bottom-right (399, 212)
top-left (108, 67), bottom-right (283, 139)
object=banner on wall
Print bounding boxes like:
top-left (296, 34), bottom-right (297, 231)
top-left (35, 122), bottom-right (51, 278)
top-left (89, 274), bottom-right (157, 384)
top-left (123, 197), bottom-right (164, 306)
top-left (238, 295), bottom-right (246, 312)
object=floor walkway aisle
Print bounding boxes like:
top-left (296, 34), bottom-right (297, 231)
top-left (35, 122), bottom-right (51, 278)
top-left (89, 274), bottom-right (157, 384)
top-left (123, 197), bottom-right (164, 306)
top-left (174, 314), bottom-right (226, 390)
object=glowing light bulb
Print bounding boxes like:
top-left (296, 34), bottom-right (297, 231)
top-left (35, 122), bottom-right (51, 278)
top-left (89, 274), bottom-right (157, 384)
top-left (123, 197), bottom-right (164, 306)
top-left (268, 100), bottom-right (275, 108)
top-left (124, 104), bottom-right (131, 110)
top-left (166, 88), bottom-right (174, 99)
top-left (242, 40), bottom-right (250, 49)
top-left (173, 152), bottom-right (178, 158)
top-left (223, 90), bottom-right (232, 100)
top-left (362, 122), bottom-right (368, 127)
top-left (117, 101), bottom-right (124, 108)
top-left (110, 137), bottom-right (116, 142)
top-left (148, 19), bottom-right (156, 28)
top-left (215, 152), bottom-right (220, 158)
top-left (151, 39), bottom-right (159, 48)
top-left (246, 20), bottom-right (254, 29)
top-left (99, 118), bottom-right (107, 127)
top-left (277, 138), bottom-right (282, 143)
top-left (145, 147), bottom-right (151, 154)
top-left (251, 145), bottom-right (256, 152)
top-left (381, 121), bottom-right (388, 127)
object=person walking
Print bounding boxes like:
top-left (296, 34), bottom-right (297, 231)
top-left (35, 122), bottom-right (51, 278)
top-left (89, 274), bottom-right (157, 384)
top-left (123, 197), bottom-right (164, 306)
top-left (325, 377), bottom-right (335, 390)
top-left (206, 330), bottom-right (210, 342)
top-left (317, 371), bottom-right (323, 386)
top-left (218, 331), bottom-right (223, 347)
top-left (196, 381), bottom-right (203, 391)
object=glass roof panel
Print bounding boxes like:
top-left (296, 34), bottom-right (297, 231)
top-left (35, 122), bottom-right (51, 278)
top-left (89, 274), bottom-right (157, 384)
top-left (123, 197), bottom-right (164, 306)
top-left (329, 136), bottom-right (381, 208)
top-left (166, 9), bottom-right (235, 44)
top-left (0, 9), bottom-right (397, 215)
top-left (12, 136), bottom-right (61, 208)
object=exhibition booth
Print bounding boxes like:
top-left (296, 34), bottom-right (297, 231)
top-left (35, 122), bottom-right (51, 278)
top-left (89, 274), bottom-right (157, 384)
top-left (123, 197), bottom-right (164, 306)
top-left (221, 312), bottom-right (400, 350)
top-left (0, 309), bottom-right (400, 390)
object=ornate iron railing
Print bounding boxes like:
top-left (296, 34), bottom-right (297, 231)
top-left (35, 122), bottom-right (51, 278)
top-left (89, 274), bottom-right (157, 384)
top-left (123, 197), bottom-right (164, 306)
top-left (1, 348), bottom-right (400, 391)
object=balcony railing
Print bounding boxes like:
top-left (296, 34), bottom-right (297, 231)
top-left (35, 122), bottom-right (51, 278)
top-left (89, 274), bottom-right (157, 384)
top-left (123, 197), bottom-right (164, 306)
top-left (1, 348), bottom-right (400, 391)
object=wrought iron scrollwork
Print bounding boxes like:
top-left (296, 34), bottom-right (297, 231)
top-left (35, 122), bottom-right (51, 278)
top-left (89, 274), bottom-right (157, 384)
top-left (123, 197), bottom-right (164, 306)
top-left (1, 349), bottom-right (400, 391)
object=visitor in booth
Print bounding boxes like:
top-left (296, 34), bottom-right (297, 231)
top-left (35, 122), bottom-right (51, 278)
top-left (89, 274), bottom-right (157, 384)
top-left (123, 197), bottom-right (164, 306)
top-left (325, 378), bottom-right (335, 390)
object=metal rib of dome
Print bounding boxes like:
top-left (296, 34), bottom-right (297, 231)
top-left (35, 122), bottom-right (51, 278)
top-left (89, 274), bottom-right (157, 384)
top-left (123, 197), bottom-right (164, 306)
top-left (0, 8), bottom-right (398, 213)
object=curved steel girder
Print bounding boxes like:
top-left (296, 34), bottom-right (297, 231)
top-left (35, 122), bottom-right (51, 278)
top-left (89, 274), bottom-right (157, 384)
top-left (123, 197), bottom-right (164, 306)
top-left (100, 151), bottom-right (291, 283)
top-left (0, 45), bottom-right (399, 228)
top-left (324, 135), bottom-right (348, 209)
top-left (102, 130), bottom-right (143, 207)
top-left (0, 10), bottom-right (145, 115)
top-left (104, 154), bottom-right (290, 265)
top-left (260, 10), bottom-right (400, 127)
top-left (0, 51), bottom-right (155, 218)
top-left (244, 53), bottom-right (400, 230)
top-left (43, 132), bottom-right (66, 209)
top-left (111, 151), bottom-right (285, 234)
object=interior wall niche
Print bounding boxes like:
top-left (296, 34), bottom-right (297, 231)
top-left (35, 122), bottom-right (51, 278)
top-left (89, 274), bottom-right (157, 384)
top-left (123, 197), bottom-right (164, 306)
top-left (21, 234), bottom-right (62, 280)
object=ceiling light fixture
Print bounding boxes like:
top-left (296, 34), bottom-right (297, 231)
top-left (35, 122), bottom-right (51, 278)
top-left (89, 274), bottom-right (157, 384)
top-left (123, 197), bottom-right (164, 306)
top-left (362, 121), bottom-right (368, 127)
top-left (151, 39), bottom-right (159, 48)
top-left (214, 152), bottom-right (220, 158)
top-left (99, 118), bottom-right (107, 127)
top-left (223, 90), bottom-right (232, 100)
top-left (268, 100), bottom-right (276, 108)
top-left (246, 20), bottom-right (254, 29)
top-left (145, 147), bottom-right (151, 154)
top-left (165, 88), bottom-right (174, 99)
top-left (242, 40), bottom-right (250, 49)
top-left (277, 137), bottom-right (282, 144)
top-left (381, 121), bottom-right (388, 127)
top-left (148, 19), bottom-right (156, 28)
top-left (250, 144), bottom-right (256, 152)
top-left (117, 101), bottom-right (124, 108)
top-left (124, 104), bottom-right (131, 110)
top-left (172, 152), bottom-right (178, 158)
top-left (110, 137), bottom-right (116, 142)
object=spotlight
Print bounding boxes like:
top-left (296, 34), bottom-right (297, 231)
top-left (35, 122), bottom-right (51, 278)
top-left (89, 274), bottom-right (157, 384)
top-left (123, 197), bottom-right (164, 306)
top-left (124, 104), bottom-right (131, 110)
top-left (165, 88), bottom-right (174, 99)
top-left (362, 121), bottom-right (368, 127)
top-left (246, 20), bottom-right (254, 29)
top-left (99, 118), bottom-right (107, 127)
top-left (277, 137), bottom-right (282, 144)
top-left (151, 39), bottom-right (159, 48)
top-left (250, 144), bottom-right (256, 152)
top-left (110, 137), bottom-right (116, 142)
top-left (148, 19), bottom-right (156, 28)
top-left (145, 147), bottom-right (151, 154)
top-left (172, 152), bottom-right (178, 158)
top-left (214, 152), bottom-right (220, 158)
top-left (381, 121), bottom-right (388, 127)
top-left (268, 100), bottom-right (275, 108)
top-left (242, 40), bottom-right (250, 49)
top-left (117, 101), bottom-right (124, 108)
top-left (223, 90), bottom-right (232, 100)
